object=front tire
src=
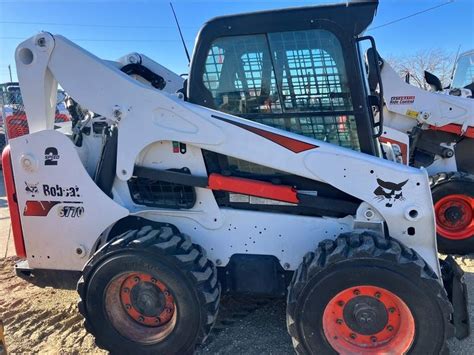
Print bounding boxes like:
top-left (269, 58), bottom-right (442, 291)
top-left (77, 225), bottom-right (220, 354)
top-left (287, 232), bottom-right (453, 354)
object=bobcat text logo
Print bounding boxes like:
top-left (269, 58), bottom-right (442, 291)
top-left (44, 147), bottom-right (60, 166)
top-left (373, 178), bottom-right (408, 208)
top-left (43, 184), bottom-right (81, 197)
top-left (24, 182), bottom-right (39, 197)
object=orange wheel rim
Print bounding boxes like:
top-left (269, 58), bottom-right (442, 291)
top-left (322, 285), bottom-right (415, 354)
top-left (105, 272), bottom-right (177, 344)
top-left (435, 194), bottom-right (474, 240)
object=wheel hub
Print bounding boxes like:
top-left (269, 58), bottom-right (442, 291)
top-left (343, 296), bottom-right (388, 335)
top-left (120, 273), bottom-right (175, 327)
top-left (445, 206), bottom-right (463, 223)
top-left (130, 282), bottom-right (166, 317)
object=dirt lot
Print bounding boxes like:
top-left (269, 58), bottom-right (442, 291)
top-left (1, 176), bottom-right (474, 354)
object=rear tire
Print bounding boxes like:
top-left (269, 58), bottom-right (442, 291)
top-left (431, 172), bottom-right (474, 254)
top-left (286, 232), bottom-right (453, 354)
top-left (77, 225), bottom-right (220, 354)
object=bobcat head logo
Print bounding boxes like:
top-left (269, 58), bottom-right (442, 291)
top-left (373, 178), bottom-right (408, 207)
top-left (25, 182), bottom-right (39, 197)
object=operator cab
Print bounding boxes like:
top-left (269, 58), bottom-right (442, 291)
top-left (188, 0), bottom-right (381, 156)
top-left (452, 50), bottom-right (474, 94)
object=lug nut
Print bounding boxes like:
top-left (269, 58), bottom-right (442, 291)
top-left (353, 289), bottom-right (360, 295)
top-left (350, 333), bottom-right (357, 339)
top-left (155, 317), bottom-right (161, 324)
top-left (388, 307), bottom-right (395, 314)
top-left (125, 304), bottom-right (131, 310)
top-left (166, 308), bottom-right (172, 313)
top-left (164, 290), bottom-right (170, 296)
top-left (337, 300), bottom-right (345, 307)
top-left (138, 316), bottom-right (144, 322)
top-left (134, 276), bottom-right (140, 283)
top-left (370, 336), bottom-right (377, 343)
top-left (151, 278), bottom-right (157, 284)
top-left (122, 287), bottom-right (129, 294)
top-left (374, 292), bottom-right (381, 299)
top-left (387, 325), bottom-right (394, 331)
top-left (336, 319), bottom-right (343, 325)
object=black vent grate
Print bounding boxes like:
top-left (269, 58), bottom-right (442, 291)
top-left (128, 169), bottom-right (196, 209)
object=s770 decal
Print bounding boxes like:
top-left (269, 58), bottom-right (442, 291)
top-left (24, 200), bottom-right (83, 217)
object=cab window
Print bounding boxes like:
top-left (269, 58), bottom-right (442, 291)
top-left (202, 29), bottom-right (359, 151)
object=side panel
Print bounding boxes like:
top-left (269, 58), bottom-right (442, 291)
top-left (135, 209), bottom-right (353, 271)
top-left (9, 130), bottom-right (129, 270)
top-left (304, 151), bottom-right (438, 272)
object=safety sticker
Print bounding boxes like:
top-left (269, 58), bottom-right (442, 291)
top-left (405, 109), bottom-right (419, 119)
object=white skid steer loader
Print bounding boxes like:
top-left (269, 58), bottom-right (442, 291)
top-left (3, 0), bottom-right (469, 353)
top-left (370, 53), bottom-right (474, 255)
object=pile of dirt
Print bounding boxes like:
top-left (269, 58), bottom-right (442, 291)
top-left (0, 257), bottom-right (104, 353)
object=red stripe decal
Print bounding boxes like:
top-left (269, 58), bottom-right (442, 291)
top-left (212, 115), bottom-right (318, 153)
top-left (2, 146), bottom-right (27, 258)
top-left (24, 201), bottom-right (61, 217)
top-left (208, 173), bottom-right (299, 204)
top-left (429, 124), bottom-right (474, 139)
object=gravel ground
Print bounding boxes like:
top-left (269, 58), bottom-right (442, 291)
top-left (1, 174), bottom-right (473, 354)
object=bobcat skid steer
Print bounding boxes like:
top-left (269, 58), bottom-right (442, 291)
top-left (4, 0), bottom-right (469, 354)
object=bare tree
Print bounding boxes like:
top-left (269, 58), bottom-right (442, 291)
top-left (385, 49), bottom-right (456, 90)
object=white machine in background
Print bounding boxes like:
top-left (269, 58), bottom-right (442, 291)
top-left (369, 53), bottom-right (474, 254)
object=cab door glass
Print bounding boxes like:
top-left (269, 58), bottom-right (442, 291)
top-left (202, 30), bottom-right (359, 152)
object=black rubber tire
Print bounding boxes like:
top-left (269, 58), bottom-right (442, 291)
top-left (430, 172), bottom-right (474, 255)
top-left (77, 225), bottom-right (220, 354)
top-left (287, 232), bottom-right (453, 355)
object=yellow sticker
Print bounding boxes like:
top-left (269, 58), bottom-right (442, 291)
top-left (406, 109), bottom-right (419, 119)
